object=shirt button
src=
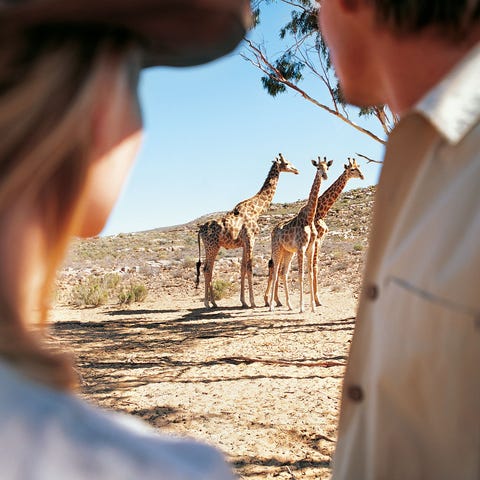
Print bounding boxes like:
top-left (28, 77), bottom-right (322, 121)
top-left (347, 385), bottom-right (364, 402)
top-left (365, 284), bottom-right (379, 300)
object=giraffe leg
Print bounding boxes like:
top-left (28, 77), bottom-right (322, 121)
top-left (274, 259), bottom-right (283, 307)
top-left (273, 251), bottom-right (286, 307)
top-left (246, 257), bottom-right (256, 308)
top-left (281, 251), bottom-right (294, 310)
top-left (297, 248), bottom-right (306, 313)
top-left (312, 240), bottom-right (321, 307)
top-left (273, 257), bottom-right (284, 307)
top-left (245, 239), bottom-right (256, 308)
top-left (313, 225), bottom-right (327, 307)
top-left (265, 231), bottom-right (281, 307)
top-left (203, 246), bottom-right (219, 308)
top-left (264, 258), bottom-right (274, 307)
top-left (306, 240), bottom-right (316, 313)
top-left (240, 248), bottom-right (249, 308)
top-left (269, 250), bottom-right (283, 312)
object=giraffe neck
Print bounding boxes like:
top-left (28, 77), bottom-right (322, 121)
top-left (304, 170), bottom-right (323, 225)
top-left (249, 162), bottom-right (281, 216)
top-left (315, 170), bottom-right (349, 219)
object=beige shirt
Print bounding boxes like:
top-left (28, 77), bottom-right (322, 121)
top-left (332, 42), bottom-right (480, 480)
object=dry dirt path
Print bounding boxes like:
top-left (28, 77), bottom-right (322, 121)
top-left (50, 288), bottom-right (357, 479)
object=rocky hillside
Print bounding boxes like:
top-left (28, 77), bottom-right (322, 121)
top-left (58, 186), bottom-right (376, 306)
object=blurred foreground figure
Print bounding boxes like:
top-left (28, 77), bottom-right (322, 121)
top-left (318, 1), bottom-right (480, 479)
top-left (0, 0), bottom-right (250, 478)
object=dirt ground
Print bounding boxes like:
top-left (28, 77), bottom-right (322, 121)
top-left (50, 284), bottom-right (357, 479)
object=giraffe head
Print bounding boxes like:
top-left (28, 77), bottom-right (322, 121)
top-left (344, 157), bottom-right (364, 180)
top-left (275, 153), bottom-right (299, 175)
top-left (312, 156), bottom-right (332, 180)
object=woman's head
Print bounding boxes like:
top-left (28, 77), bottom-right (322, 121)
top-left (0, 25), bottom-right (143, 389)
top-left (0, 0), bottom-right (250, 391)
top-left (0, 25), bottom-right (143, 235)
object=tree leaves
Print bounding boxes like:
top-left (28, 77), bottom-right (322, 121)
top-left (243, 0), bottom-right (396, 145)
top-left (261, 53), bottom-right (304, 96)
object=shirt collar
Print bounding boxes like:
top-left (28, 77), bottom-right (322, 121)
top-left (414, 41), bottom-right (480, 145)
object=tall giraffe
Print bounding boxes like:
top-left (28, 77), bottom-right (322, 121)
top-left (267, 157), bottom-right (364, 308)
top-left (196, 154), bottom-right (299, 309)
top-left (266, 157), bottom-right (332, 313)
top-left (311, 157), bottom-right (364, 305)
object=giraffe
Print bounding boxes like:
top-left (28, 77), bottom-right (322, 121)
top-left (196, 153), bottom-right (299, 309)
top-left (266, 156), bottom-right (332, 313)
top-left (311, 157), bottom-right (364, 305)
top-left (266, 157), bottom-right (364, 308)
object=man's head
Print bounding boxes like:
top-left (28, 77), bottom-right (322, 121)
top-left (318, 0), bottom-right (480, 112)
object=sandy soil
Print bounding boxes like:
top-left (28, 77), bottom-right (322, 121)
top-left (50, 286), bottom-right (357, 479)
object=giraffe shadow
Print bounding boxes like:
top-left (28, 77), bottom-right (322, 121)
top-left (189, 304), bottom-right (258, 316)
top-left (106, 309), bottom-right (177, 316)
top-left (183, 305), bottom-right (250, 321)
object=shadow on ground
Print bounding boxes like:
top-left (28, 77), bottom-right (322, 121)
top-left (52, 303), bottom-right (354, 480)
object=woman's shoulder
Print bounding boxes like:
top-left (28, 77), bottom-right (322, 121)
top-left (0, 362), bottom-right (234, 479)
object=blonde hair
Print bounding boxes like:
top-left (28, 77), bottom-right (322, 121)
top-left (0, 25), bottom-right (140, 390)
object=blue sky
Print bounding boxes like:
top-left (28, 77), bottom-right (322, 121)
top-left (102, 4), bottom-right (386, 236)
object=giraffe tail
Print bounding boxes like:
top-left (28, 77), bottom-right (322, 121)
top-left (195, 229), bottom-right (202, 289)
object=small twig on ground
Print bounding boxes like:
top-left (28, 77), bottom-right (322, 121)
top-left (286, 465), bottom-right (298, 479)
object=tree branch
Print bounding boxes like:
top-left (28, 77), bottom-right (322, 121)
top-left (355, 152), bottom-right (383, 164)
top-left (243, 2), bottom-right (400, 154)
top-left (243, 39), bottom-right (387, 145)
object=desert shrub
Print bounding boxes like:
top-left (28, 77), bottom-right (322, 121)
top-left (70, 273), bottom-right (148, 307)
top-left (118, 283), bottom-right (148, 305)
top-left (212, 279), bottom-right (234, 301)
top-left (105, 272), bottom-right (121, 288)
top-left (184, 235), bottom-right (197, 246)
top-left (353, 244), bottom-right (364, 251)
top-left (331, 250), bottom-right (345, 260)
top-left (182, 257), bottom-right (197, 269)
top-left (71, 274), bottom-right (120, 307)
